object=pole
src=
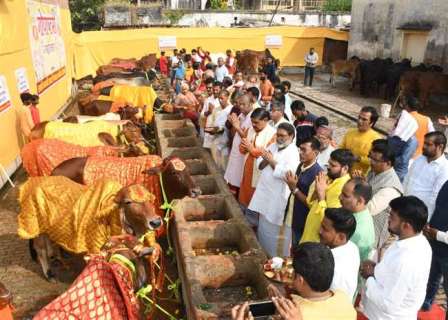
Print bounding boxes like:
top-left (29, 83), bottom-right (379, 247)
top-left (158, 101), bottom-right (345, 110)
top-left (269, 0), bottom-right (282, 26)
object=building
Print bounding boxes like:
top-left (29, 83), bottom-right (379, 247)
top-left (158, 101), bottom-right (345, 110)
top-left (349, 0), bottom-right (448, 69)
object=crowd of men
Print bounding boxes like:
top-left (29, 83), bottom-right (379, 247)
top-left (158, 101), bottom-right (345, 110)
top-left (163, 48), bottom-right (448, 320)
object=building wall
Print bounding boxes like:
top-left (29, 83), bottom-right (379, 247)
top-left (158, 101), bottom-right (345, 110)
top-left (348, 0), bottom-right (448, 68)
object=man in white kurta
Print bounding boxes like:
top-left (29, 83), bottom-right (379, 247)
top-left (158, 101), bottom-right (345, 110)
top-left (224, 95), bottom-right (253, 189)
top-left (201, 83), bottom-right (221, 148)
top-left (210, 90), bottom-right (233, 172)
top-left (249, 123), bottom-right (300, 257)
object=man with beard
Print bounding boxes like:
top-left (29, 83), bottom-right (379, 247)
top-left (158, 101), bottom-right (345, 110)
top-left (339, 177), bottom-right (375, 262)
top-left (319, 207), bottom-right (360, 301)
top-left (340, 106), bottom-right (381, 175)
top-left (315, 125), bottom-right (335, 171)
top-left (225, 95), bottom-right (254, 197)
top-left (300, 149), bottom-right (353, 243)
top-left (291, 100), bottom-right (317, 147)
top-left (360, 196), bottom-right (432, 320)
top-left (365, 139), bottom-right (403, 255)
top-left (404, 131), bottom-right (448, 221)
top-left (249, 122), bottom-right (300, 257)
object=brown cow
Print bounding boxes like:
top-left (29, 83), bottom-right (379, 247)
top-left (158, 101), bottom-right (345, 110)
top-left (96, 65), bottom-right (132, 76)
top-left (399, 71), bottom-right (448, 107)
top-left (20, 177), bottom-right (162, 281)
top-left (136, 53), bottom-right (157, 71)
top-left (329, 57), bottom-right (361, 89)
top-left (29, 121), bottom-right (148, 155)
top-left (236, 49), bottom-right (279, 75)
top-left (52, 155), bottom-right (200, 201)
top-left (144, 156), bottom-right (202, 201)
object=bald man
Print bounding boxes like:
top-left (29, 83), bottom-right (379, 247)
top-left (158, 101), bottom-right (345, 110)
top-left (315, 126), bottom-right (335, 171)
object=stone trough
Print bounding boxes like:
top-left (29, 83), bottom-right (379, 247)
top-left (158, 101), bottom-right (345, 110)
top-left (154, 113), bottom-right (269, 319)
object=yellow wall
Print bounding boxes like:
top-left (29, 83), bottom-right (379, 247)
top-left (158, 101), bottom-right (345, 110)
top-left (73, 26), bottom-right (348, 78)
top-left (0, 0), bottom-right (74, 169)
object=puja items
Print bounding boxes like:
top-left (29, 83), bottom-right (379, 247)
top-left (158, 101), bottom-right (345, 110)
top-left (263, 257), bottom-right (294, 284)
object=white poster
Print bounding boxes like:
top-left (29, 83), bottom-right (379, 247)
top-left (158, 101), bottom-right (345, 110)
top-left (15, 68), bottom-right (30, 94)
top-left (0, 76), bottom-right (12, 115)
top-left (265, 35), bottom-right (283, 48)
top-left (158, 36), bottom-right (177, 49)
top-left (27, 0), bottom-right (66, 94)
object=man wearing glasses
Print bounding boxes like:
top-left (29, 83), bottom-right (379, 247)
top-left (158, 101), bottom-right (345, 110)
top-left (365, 139), bottom-right (403, 257)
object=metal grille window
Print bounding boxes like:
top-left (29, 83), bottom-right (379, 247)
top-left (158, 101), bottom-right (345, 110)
top-left (261, 0), bottom-right (326, 10)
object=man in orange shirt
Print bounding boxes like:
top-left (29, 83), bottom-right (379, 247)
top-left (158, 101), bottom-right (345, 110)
top-left (259, 71), bottom-right (274, 109)
top-left (404, 95), bottom-right (435, 159)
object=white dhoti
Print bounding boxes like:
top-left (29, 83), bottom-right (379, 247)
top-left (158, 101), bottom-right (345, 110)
top-left (257, 215), bottom-right (291, 258)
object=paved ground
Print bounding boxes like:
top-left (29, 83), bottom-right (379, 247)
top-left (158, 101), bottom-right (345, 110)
top-left (0, 74), bottom-right (446, 318)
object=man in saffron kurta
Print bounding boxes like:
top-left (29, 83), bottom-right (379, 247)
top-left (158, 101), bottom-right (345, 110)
top-left (340, 107), bottom-right (381, 175)
top-left (300, 149), bottom-right (354, 243)
top-left (238, 109), bottom-right (276, 208)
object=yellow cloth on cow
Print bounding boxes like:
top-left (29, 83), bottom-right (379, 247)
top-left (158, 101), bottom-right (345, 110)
top-left (43, 120), bottom-right (119, 147)
top-left (109, 85), bottom-right (157, 123)
top-left (18, 176), bottom-right (123, 254)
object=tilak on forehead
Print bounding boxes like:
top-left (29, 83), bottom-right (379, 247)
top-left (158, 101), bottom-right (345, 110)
top-left (169, 157), bottom-right (186, 172)
top-left (127, 184), bottom-right (155, 203)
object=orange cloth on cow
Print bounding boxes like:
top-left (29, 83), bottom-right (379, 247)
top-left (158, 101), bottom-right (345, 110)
top-left (43, 120), bottom-right (119, 147)
top-left (18, 176), bottom-right (123, 254)
top-left (34, 256), bottom-right (141, 320)
top-left (109, 85), bottom-right (157, 123)
top-left (83, 156), bottom-right (163, 216)
top-left (92, 80), bottom-right (115, 95)
top-left (21, 138), bottom-right (119, 177)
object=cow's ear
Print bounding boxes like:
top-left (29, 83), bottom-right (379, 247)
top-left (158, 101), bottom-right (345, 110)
top-left (98, 133), bottom-right (117, 146)
top-left (114, 188), bottom-right (126, 204)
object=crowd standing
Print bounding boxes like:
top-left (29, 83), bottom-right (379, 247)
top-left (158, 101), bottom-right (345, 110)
top-left (161, 47), bottom-right (448, 320)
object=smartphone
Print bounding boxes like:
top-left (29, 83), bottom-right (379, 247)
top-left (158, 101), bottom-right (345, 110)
top-left (248, 300), bottom-right (276, 318)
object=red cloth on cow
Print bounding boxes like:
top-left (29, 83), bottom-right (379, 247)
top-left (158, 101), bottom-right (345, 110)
top-left (109, 62), bottom-right (137, 70)
top-left (21, 139), bottom-right (120, 177)
top-left (34, 256), bottom-right (141, 320)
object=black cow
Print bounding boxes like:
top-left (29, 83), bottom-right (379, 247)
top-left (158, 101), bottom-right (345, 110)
top-left (359, 58), bottom-right (393, 97)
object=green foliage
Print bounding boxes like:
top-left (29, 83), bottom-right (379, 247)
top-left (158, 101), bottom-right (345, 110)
top-left (163, 10), bottom-right (185, 25)
top-left (69, 0), bottom-right (106, 33)
top-left (210, 0), bottom-right (227, 9)
top-left (323, 0), bottom-right (352, 12)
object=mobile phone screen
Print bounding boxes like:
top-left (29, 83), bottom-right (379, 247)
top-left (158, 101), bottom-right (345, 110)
top-left (249, 301), bottom-right (276, 317)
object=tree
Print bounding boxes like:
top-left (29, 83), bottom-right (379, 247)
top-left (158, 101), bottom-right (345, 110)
top-left (69, 0), bottom-right (107, 33)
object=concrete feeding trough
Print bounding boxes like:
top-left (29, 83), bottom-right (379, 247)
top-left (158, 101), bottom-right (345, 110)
top-left (154, 112), bottom-right (269, 319)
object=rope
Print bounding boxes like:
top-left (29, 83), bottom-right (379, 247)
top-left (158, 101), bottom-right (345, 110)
top-left (158, 172), bottom-right (175, 254)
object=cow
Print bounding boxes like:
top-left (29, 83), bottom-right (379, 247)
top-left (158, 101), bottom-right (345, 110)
top-left (92, 70), bottom-right (158, 84)
top-left (399, 70), bottom-right (448, 108)
top-left (18, 177), bottom-right (163, 281)
top-left (329, 56), bottom-right (361, 89)
top-left (358, 58), bottom-right (394, 97)
top-left (384, 58), bottom-right (412, 100)
top-left (136, 53), bottom-right (158, 71)
top-left (144, 156), bottom-right (202, 202)
top-left (236, 49), bottom-right (279, 74)
top-left (52, 155), bottom-right (201, 202)
top-left (20, 138), bottom-right (128, 177)
top-left (33, 234), bottom-right (160, 319)
top-left (29, 121), bottom-right (149, 153)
